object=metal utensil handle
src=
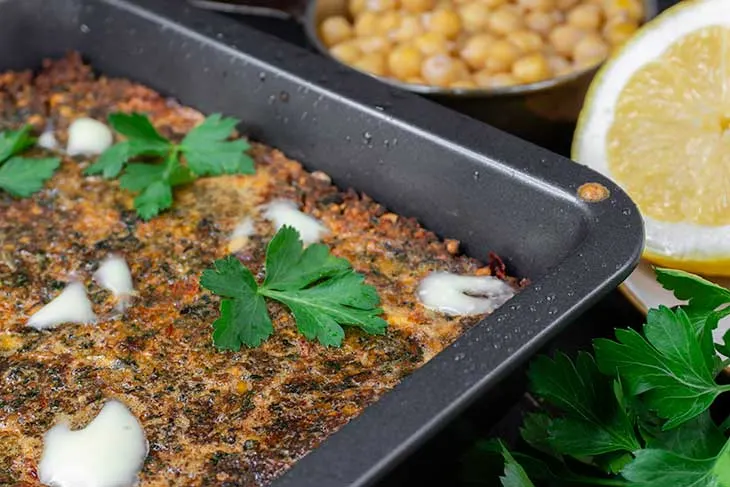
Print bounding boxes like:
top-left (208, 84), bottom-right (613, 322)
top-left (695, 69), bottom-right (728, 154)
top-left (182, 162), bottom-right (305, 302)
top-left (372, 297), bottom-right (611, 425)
top-left (187, 0), bottom-right (307, 19)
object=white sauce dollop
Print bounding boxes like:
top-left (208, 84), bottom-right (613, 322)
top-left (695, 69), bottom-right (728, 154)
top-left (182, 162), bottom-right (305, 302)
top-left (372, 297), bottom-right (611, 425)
top-left (262, 199), bottom-right (329, 245)
top-left (27, 282), bottom-right (97, 330)
top-left (66, 118), bottom-right (113, 156)
top-left (38, 129), bottom-right (59, 150)
top-left (228, 216), bottom-right (255, 253)
top-left (93, 255), bottom-right (134, 310)
top-left (38, 400), bottom-right (148, 487)
top-left (417, 272), bottom-right (514, 317)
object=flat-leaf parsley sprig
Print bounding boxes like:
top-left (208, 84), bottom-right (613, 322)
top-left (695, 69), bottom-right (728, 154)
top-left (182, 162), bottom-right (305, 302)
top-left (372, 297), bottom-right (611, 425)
top-left (0, 125), bottom-right (61, 197)
top-left (200, 226), bottom-right (388, 350)
top-left (85, 112), bottom-right (254, 220)
top-left (468, 267), bottom-right (730, 487)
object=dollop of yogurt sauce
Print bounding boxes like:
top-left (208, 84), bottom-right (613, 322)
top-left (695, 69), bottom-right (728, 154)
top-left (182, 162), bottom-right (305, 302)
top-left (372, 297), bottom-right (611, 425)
top-left (417, 272), bottom-right (515, 316)
top-left (38, 128), bottom-right (59, 150)
top-left (228, 216), bottom-right (255, 253)
top-left (93, 254), bottom-right (135, 311)
top-left (38, 400), bottom-right (148, 487)
top-left (66, 117), bottom-right (113, 156)
top-left (26, 282), bottom-right (97, 330)
top-left (262, 199), bottom-right (329, 245)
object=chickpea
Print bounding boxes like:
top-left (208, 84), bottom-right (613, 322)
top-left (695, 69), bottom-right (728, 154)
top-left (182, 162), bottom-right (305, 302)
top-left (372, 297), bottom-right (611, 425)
top-left (547, 54), bottom-right (571, 75)
top-left (376, 11), bottom-right (402, 36)
top-left (567, 4), bottom-right (603, 30)
top-left (460, 34), bottom-right (496, 70)
top-left (365, 0), bottom-right (399, 12)
top-left (320, 16), bottom-right (354, 47)
top-left (330, 41), bottom-right (362, 64)
top-left (427, 8), bottom-right (462, 39)
top-left (406, 76), bottom-right (427, 84)
top-left (573, 33), bottom-right (609, 65)
top-left (450, 79), bottom-right (478, 89)
top-left (525, 10), bottom-right (561, 35)
top-left (355, 11), bottom-right (380, 37)
top-left (473, 69), bottom-right (492, 87)
top-left (556, 0), bottom-right (580, 10)
top-left (549, 24), bottom-right (587, 56)
top-left (512, 53), bottom-right (551, 83)
top-left (603, 19), bottom-right (638, 46)
top-left (421, 54), bottom-right (467, 86)
top-left (393, 14), bottom-right (424, 41)
top-left (350, 0), bottom-right (367, 16)
top-left (401, 0), bottom-right (435, 12)
top-left (474, 70), bottom-right (518, 88)
top-left (518, 0), bottom-right (556, 11)
top-left (506, 30), bottom-right (544, 53)
top-left (603, 0), bottom-right (643, 22)
top-left (487, 7), bottom-right (525, 36)
top-left (482, 0), bottom-right (507, 8)
top-left (458, 2), bottom-right (491, 33)
top-left (414, 31), bottom-right (450, 56)
top-left (484, 39), bottom-right (521, 73)
top-left (357, 36), bottom-right (392, 54)
top-left (388, 44), bottom-right (424, 79)
top-left (353, 52), bottom-right (388, 76)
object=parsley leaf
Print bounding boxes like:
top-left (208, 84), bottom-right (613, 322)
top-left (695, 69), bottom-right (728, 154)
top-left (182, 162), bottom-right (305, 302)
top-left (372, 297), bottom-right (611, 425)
top-left (520, 413), bottom-right (559, 459)
top-left (134, 180), bottom-right (173, 221)
top-left (621, 440), bottom-right (730, 487)
top-left (656, 268), bottom-right (730, 310)
top-left (200, 255), bottom-right (273, 350)
top-left (647, 412), bottom-right (726, 460)
top-left (594, 306), bottom-right (730, 429)
top-left (87, 112), bottom-right (254, 220)
top-left (180, 114), bottom-right (254, 176)
top-left (656, 267), bottom-right (730, 361)
top-left (0, 125), bottom-right (60, 197)
top-left (528, 352), bottom-right (640, 456)
top-left (200, 226), bottom-right (387, 350)
top-left (497, 442), bottom-right (536, 487)
top-left (0, 157), bottom-right (61, 197)
top-left (0, 124), bottom-right (35, 161)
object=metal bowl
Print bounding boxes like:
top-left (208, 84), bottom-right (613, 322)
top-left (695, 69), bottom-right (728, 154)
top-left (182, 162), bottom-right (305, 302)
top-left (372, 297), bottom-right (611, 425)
top-left (191, 0), bottom-right (659, 149)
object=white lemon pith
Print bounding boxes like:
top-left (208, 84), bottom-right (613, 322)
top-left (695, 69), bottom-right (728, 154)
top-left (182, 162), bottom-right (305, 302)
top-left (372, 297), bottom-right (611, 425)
top-left (573, 0), bottom-right (730, 276)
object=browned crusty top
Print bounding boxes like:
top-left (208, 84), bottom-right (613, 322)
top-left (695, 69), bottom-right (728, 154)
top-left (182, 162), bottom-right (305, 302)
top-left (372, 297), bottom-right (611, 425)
top-left (0, 52), bottom-right (514, 486)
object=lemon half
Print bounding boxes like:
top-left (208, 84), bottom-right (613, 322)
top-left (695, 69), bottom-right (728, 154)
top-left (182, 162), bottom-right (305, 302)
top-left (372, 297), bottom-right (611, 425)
top-left (573, 0), bottom-right (730, 276)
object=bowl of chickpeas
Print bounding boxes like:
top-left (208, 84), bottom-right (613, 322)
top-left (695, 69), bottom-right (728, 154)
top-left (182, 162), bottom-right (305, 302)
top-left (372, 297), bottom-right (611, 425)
top-left (308, 0), bottom-right (656, 148)
top-left (190, 0), bottom-right (656, 148)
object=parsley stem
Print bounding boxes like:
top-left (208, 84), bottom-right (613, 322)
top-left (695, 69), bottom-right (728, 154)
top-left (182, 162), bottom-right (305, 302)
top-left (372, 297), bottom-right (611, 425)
top-left (162, 146), bottom-right (180, 179)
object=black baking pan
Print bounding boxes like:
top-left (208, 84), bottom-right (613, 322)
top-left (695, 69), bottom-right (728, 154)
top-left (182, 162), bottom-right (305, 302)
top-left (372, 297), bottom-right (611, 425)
top-left (0, 0), bottom-right (644, 485)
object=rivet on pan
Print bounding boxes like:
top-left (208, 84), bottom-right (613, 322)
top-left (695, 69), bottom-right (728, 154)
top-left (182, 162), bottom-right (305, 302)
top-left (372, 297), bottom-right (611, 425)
top-left (578, 182), bottom-right (610, 203)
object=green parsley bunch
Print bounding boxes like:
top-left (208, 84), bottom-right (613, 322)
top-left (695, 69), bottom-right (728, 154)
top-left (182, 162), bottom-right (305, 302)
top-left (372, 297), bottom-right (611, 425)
top-left (477, 268), bottom-right (730, 487)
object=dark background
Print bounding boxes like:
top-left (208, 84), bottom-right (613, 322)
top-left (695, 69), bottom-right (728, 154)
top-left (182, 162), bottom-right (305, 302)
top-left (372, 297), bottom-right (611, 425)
top-left (216, 1), bottom-right (677, 484)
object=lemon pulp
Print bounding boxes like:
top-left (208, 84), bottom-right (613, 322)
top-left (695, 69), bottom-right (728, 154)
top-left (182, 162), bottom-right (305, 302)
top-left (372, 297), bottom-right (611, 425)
top-left (608, 25), bottom-right (730, 226)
